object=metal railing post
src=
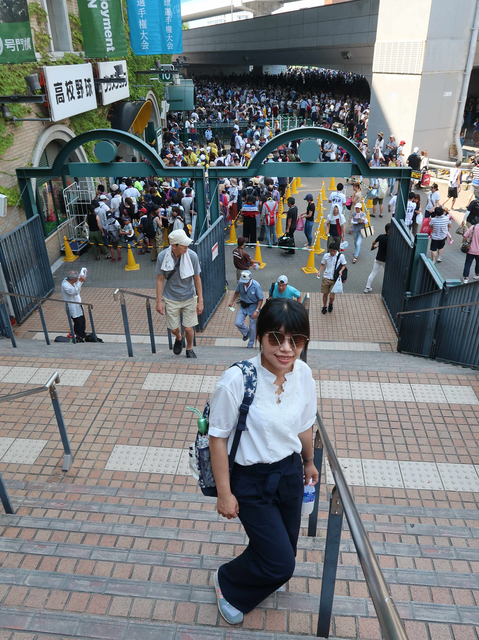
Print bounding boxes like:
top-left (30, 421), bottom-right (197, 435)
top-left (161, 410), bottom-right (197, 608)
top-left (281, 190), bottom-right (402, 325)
top-left (49, 381), bottom-right (74, 471)
top-left (317, 486), bottom-right (344, 638)
top-left (0, 472), bottom-right (14, 514)
top-left (38, 301), bottom-right (50, 345)
top-left (65, 305), bottom-right (76, 344)
top-left (88, 307), bottom-right (97, 342)
top-left (0, 295), bottom-right (16, 348)
top-left (308, 429), bottom-right (323, 537)
top-left (119, 292), bottom-right (133, 357)
top-left (146, 298), bottom-right (156, 354)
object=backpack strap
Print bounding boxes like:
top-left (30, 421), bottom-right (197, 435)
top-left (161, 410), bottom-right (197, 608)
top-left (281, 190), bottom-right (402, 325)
top-left (227, 360), bottom-right (258, 475)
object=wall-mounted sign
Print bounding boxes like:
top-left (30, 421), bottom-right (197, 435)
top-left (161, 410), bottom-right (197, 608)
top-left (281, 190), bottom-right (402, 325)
top-left (44, 63), bottom-right (97, 122)
top-left (97, 60), bottom-right (130, 105)
top-left (0, 0), bottom-right (36, 64)
top-left (76, 0), bottom-right (128, 58)
top-left (126, 0), bottom-right (182, 56)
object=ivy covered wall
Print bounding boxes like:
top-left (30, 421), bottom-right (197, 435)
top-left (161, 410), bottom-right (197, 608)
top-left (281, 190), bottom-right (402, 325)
top-left (0, 0), bottom-right (171, 198)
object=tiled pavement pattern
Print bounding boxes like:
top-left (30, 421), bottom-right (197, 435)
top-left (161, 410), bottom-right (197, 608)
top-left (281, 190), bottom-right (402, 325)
top-left (15, 288), bottom-right (398, 352)
top-left (1, 352), bottom-right (479, 639)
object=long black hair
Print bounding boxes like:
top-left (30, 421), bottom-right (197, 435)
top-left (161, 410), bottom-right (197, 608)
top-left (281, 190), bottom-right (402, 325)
top-left (256, 299), bottom-right (310, 348)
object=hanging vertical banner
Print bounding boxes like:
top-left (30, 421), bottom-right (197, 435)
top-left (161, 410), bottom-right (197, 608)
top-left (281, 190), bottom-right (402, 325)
top-left (0, 0), bottom-right (36, 64)
top-left (76, 0), bottom-right (128, 58)
top-left (126, 0), bottom-right (183, 56)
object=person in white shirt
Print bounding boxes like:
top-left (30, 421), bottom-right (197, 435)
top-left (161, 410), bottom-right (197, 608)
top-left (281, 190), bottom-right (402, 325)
top-left (425, 183), bottom-right (440, 218)
top-left (328, 183), bottom-right (347, 216)
top-left (405, 192), bottom-right (417, 228)
top-left (122, 179), bottom-right (140, 213)
top-left (61, 270), bottom-right (87, 339)
top-left (388, 194), bottom-right (397, 218)
top-left (209, 299), bottom-right (318, 625)
top-left (316, 242), bottom-right (347, 314)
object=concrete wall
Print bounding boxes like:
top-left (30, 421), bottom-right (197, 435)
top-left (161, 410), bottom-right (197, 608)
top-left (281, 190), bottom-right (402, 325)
top-left (368, 0), bottom-right (476, 159)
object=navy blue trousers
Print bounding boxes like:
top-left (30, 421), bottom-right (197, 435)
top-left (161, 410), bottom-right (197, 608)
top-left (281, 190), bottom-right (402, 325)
top-left (218, 452), bottom-right (303, 613)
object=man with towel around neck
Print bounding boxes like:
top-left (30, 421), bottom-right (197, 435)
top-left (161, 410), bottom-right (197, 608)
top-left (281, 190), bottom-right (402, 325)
top-left (156, 229), bottom-right (203, 359)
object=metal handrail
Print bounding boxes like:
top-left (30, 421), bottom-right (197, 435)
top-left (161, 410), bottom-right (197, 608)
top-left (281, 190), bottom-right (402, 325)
top-left (0, 289), bottom-right (96, 348)
top-left (397, 299), bottom-right (479, 316)
top-left (113, 288), bottom-right (154, 302)
top-left (0, 371), bottom-right (74, 516)
top-left (313, 413), bottom-right (407, 639)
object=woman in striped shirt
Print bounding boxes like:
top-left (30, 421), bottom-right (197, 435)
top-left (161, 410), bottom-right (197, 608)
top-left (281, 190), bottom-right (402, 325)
top-left (429, 206), bottom-right (451, 264)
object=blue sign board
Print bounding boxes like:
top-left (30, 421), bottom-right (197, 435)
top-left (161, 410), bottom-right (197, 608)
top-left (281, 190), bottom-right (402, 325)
top-left (126, 0), bottom-right (183, 55)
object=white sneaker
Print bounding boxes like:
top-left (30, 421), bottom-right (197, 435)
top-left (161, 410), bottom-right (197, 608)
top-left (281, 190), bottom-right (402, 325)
top-left (437, 258), bottom-right (442, 262)
top-left (463, 278), bottom-right (469, 284)
top-left (213, 570), bottom-right (243, 625)
top-left (474, 275), bottom-right (479, 280)
top-left (364, 287), bottom-right (372, 293)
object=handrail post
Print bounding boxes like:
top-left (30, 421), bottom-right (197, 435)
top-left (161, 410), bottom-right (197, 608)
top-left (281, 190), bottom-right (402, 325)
top-left (119, 293), bottom-right (133, 357)
top-left (146, 298), bottom-right (156, 354)
top-left (88, 306), bottom-right (97, 342)
top-left (65, 304), bottom-right (76, 344)
top-left (0, 295), bottom-right (16, 348)
top-left (317, 486), bottom-right (344, 638)
top-left (308, 429), bottom-right (323, 537)
top-left (0, 471), bottom-right (14, 514)
top-left (38, 301), bottom-right (50, 346)
top-left (49, 383), bottom-right (74, 471)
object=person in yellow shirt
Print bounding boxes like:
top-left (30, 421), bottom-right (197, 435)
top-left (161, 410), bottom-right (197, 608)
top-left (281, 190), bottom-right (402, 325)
top-left (185, 147), bottom-right (198, 166)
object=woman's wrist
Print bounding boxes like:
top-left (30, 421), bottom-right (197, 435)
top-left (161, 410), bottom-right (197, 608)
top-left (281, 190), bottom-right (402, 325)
top-left (302, 455), bottom-right (314, 464)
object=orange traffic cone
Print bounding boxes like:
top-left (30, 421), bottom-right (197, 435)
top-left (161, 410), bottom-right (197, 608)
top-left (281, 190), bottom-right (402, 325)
top-left (62, 236), bottom-right (78, 262)
top-left (228, 223), bottom-right (237, 245)
top-left (125, 243), bottom-right (140, 271)
top-left (254, 241), bottom-right (266, 269)
top-left (301, 248), bottom-right (317, 274)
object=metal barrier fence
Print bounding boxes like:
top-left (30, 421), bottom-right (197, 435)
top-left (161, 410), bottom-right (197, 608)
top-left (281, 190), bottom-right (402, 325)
top-left (398, 280), bottom-right (479, 366)
top-left (0, 371), bottom-right (74, 514)
top-left (381, 218), bottom-right (415, 332)
top-left (0, 215), bottom-right (54, 327)
top-left (413, 253), bottom-right (444, 296)
top-left (190, 216), bottom-right (226, 330)
top-left (0, 291), bottom-right (97, 348)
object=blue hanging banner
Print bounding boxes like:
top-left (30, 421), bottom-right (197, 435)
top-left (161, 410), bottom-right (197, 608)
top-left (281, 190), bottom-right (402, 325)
top-left (126, 0), bottom-right (183, 56)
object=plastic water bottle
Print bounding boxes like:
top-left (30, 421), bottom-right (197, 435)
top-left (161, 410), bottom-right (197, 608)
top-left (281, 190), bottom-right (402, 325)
top-left (302, 481), bottom-right (315, 516)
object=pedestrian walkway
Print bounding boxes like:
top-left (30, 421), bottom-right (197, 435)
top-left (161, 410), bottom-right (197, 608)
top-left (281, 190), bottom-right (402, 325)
top-left (0, 343), bottom-right (478, 638)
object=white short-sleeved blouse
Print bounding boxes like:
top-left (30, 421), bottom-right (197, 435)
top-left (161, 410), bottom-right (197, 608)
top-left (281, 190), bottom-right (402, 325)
top-left (208, 354), bottom-right (317, 466)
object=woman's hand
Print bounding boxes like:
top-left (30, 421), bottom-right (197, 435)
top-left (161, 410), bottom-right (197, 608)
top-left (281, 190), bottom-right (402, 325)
top-left (303, 462), bottom-right (319, 486)
top-left (217, 492), bottom-right (239, 519)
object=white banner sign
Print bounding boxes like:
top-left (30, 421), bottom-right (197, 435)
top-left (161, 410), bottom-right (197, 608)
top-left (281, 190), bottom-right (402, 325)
top-left (97, 60), bottom-right (130, 106)
top-left (44, 63), bottom-right (97, 122)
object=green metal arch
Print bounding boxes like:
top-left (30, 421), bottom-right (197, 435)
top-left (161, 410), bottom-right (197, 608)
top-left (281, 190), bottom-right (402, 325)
top-left (246, 127), bottom-right (370, 176)
top-left (51, 128), bottom-right (167, 177)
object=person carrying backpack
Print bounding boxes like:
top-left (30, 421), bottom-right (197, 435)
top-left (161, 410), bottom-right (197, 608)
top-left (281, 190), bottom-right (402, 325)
top-left (106, 212), bottom-right (122, 262)
top-left (208, 299), bottom-right (318, 625)
top-left (261, 191), bottom-right (278, 247)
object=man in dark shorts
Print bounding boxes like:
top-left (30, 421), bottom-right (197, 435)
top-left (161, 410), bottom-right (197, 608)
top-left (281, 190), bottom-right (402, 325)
top-left (285, 197), bottom-right (298, 254)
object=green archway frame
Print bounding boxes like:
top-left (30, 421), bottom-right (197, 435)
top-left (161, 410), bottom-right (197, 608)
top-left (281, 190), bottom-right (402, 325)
top-left (16, 126), bottom-right (411, 235)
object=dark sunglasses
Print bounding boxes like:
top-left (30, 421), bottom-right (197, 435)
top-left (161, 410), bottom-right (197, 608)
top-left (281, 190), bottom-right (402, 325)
top-left (266, 332), bottom-right (309, 350)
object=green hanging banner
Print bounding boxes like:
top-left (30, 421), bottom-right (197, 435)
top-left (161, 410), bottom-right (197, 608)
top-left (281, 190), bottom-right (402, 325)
top-left (76, 0), bottom-right (128, 59)
top-left (0, 0), bottom-right (36, 64)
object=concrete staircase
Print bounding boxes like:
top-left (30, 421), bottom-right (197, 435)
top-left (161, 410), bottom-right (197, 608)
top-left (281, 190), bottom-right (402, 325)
top-left (1, 478), bottom-right (479, 639)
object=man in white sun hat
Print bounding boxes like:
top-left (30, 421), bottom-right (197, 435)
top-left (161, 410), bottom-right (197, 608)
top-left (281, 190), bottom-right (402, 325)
top-left (156, 229), bottom-right (203, 359)
top-left (229, 270), bottom-right (263, 348)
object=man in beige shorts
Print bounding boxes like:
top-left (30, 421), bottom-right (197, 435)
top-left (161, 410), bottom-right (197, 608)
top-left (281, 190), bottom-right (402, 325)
top-left (156, 229), bottom-right (203, 359)
top-left (316, 242), bottom-right (347, 315)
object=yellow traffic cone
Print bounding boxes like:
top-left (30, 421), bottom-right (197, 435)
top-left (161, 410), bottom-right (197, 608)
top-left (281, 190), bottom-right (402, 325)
top-left (301, 248), bottom-right (317, 274)
top-left (285, 184), bottom-right (291, 201)
top-left (228, 223), bottom-right (237, 245)
top-left (278, 199), bottom-right (286, 219)
top-left (134, 227), bottom-right (140, 238)
top-left (254, 241), bottom-right (266, 269)
top-left (319, 217), bottom-right (329, 241)
top-left (321, 181), bottom-right (327, 201)
top-left (291, 178), bottom-right (298, 195)
top-left (275, 214), bottom-right (283, 239)
top-left (313, 229), bottom-right (325, 255)
top-left (297, 176), bottom-right (303, 188)
top-left (366, 197), bottom-right (373, 209)
top-left (163, 228), bottom-right (169, 247)
top-left (62, 236), bottom-right (78, 262)
top-left (329, 176), bottom-right (336, 191)
top-left (125, 243), bottom-right (140, 271)
top-left (315, 200), bottom-right (322, 224)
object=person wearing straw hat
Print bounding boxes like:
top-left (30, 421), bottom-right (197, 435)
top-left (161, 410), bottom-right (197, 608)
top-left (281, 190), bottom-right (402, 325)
top-left (156, 230), bottom-right (203, 359)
